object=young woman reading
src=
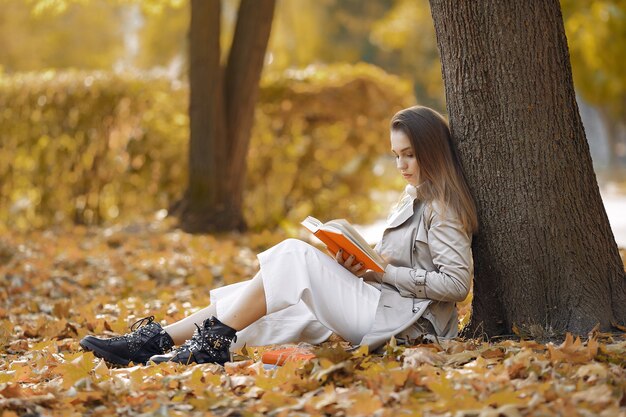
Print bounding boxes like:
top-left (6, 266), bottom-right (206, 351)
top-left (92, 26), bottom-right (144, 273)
top-left (80, 105), bottom-right (478, 366)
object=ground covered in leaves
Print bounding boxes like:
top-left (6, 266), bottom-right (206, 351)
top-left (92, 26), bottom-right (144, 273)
top-left (1, 219), bottom-right (625, 417)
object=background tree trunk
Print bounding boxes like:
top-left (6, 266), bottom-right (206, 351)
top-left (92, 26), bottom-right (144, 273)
top-left (597, 106), bottom-right (625, 178)
top-left (173, 0), bottom-right (275, 232)
top-left (224, 0), bottom-right (276, 223)
top-left (429, 0), bottom-right (626, 336)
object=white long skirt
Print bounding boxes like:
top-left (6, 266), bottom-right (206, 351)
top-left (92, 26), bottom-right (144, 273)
top-left (210, 239), bottom-right (381, 350)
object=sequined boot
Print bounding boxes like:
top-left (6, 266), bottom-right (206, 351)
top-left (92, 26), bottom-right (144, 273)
top-left (149, 316), bottom-right (237, 366)
top-left (80, 316), bottom-right (174, 366)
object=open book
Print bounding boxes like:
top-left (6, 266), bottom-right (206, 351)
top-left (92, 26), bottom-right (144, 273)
top-left (301, 216), bottom-right (386, 273)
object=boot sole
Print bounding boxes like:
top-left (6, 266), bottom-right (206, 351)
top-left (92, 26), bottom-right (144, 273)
top-left (149, 352), bottom-right (195, 365)
top-left (79, 339), bottom-right (134, 366)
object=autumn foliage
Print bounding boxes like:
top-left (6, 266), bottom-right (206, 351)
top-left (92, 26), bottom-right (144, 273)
top-left (1, 223), bottom-right (625, 416)
top-left (1, 1), bottom-right (625, 415)
top-left (0, 64), bottom-right (412, 232)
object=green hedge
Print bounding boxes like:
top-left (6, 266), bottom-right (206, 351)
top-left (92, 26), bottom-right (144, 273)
top-left (0, 64), bottom-right (414, 231)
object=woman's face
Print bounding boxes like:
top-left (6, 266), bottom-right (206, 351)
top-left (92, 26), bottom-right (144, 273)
top-left (391, 129), bottom-right (420, 186)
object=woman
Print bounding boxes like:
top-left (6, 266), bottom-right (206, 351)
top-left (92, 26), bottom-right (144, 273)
top-left (80, 105), bottom-right (478, 366)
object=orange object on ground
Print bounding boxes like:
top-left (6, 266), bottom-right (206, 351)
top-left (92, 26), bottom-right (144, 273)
top-left (261, 346), bottom-right (316, 366)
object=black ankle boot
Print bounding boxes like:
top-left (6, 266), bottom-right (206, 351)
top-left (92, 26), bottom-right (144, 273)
top-left (80, 316), bottom-right (174, 366)
top-left (149, 316), bottom-right (237, 366)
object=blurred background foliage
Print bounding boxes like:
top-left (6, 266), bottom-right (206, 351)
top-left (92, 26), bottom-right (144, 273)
top-left (0, 70), bottom-right (188, 230)
top-left (561, 0), bottom-right (626, 172)
top-left (0, 64), bottom-right (411, 231)
top-left (0, 0), bottom-right (624, 231)
top-left (562, 0), bottom-right (626, 118)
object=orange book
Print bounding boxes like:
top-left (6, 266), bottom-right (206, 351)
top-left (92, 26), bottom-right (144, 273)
top-left (301, 216), bottom-right (385, 273)
top-left (261, 346), bottom-right (316, 366)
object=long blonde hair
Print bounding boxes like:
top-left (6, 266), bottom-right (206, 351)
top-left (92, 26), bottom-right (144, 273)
top-left (391, 106), bottom-right (478, 234)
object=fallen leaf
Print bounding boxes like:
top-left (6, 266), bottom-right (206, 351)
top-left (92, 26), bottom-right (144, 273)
top-left (575, 363), bottom-right (609, 382)
top-left (547, 333), bottom-right (598, 364)
top-left (570, 384), bottom-right (615, 406)
top-left (484, 389), bottom-right (528, 407)
top-left (346, 390), bottom-right (383, 416)
top-left (403, 347), bottom-right (443, 367)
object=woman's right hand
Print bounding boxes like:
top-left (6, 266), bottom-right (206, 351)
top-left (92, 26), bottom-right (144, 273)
top-left (335, 249), bottom-right (366, 277)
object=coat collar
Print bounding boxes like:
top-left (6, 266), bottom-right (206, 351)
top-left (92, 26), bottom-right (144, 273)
top-left (385, 182), bottom-right (427, 228)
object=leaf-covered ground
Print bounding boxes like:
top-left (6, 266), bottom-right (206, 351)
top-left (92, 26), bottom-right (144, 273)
top-left (1, 219), bottom-right (625, 417)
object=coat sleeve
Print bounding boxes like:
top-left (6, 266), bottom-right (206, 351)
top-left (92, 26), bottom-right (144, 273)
top-left (381, 205), bottom-right (473, 302)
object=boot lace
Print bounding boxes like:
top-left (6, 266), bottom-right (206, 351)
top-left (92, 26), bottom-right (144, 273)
top-left (108, 315), bottom-right (160, 348)
top-left (130, 316), bottom-right (155, 331)
top-left (109, 315), bottom-right (155, 340)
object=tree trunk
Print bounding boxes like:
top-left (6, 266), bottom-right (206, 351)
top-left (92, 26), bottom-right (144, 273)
top-left (224, 0), bottom-right (276, 219)
top-left (173, 0), bottom-right (275, 233)
top-left (429, 0), bottom-right (626, 336)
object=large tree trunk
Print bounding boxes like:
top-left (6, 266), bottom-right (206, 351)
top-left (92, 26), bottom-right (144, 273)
top-left (173, 0), bottom-right (275, 232)
top-left (429, 0), bottom-right (626, 336)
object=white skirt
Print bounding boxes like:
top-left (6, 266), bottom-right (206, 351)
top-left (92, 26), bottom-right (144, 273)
top-left (210, 239), bottom-right (381, 350)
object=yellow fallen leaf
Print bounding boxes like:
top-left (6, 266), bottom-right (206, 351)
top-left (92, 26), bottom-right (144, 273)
top-left (426, 374), bottom-right (481, 411)
top-left (259, 391), bottom-right (297, 409)
top-left (350, 344), bottom-right (369, 358)
top-left (346, 390), bottom-right (383, 416)
top-left (0, 372), bottom-right (14, 384)
top-left (463, 356), bottom-right (489, 373)
top-left (31, 340), bottom-right (58, 354)
top-left (388, 368), bottom-right (410, 388)
top-left (11, 364), bottom-right (33, 383)
top-left (59, 363), bottom-right (90, 389)
top-left (187, 393), bottom-right (220, 411)
top-left (485, 389), bottom-right (528, 407)
top-left (481, 404), bottom-right (523, 417)
top-left (93, 358), bottom-right (109, 378)
top-left (185, 368), bottom-right (206, 396)
top-left (570, 383), bottom-right (615, 406)
top-left (575, 363), bottom-right (608, 382)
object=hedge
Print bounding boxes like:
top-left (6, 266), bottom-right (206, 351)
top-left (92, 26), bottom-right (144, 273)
top-left (0, 64), bottom-right (414, 231)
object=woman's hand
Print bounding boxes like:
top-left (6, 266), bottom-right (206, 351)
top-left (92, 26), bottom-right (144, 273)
top-left (334, 249), bottom-right (366, 277)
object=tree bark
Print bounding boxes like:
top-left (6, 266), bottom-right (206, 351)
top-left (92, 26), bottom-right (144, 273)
top-left (224, 0), bottom-right (276, 218)
top-left (174, 0), bottom-right (275, 232)
top-left (429, 0), bottom-right (626, 336)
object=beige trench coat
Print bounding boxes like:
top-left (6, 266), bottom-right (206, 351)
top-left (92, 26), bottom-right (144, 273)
top-left (360, 188), bottom-right (473, 351)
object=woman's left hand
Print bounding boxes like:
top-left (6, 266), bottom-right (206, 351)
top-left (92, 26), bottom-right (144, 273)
top-left (335, 249), bottom-right (366, 277)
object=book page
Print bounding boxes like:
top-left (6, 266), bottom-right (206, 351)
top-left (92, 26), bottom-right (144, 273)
top-left (301, 216), bottom-right (322, 233)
